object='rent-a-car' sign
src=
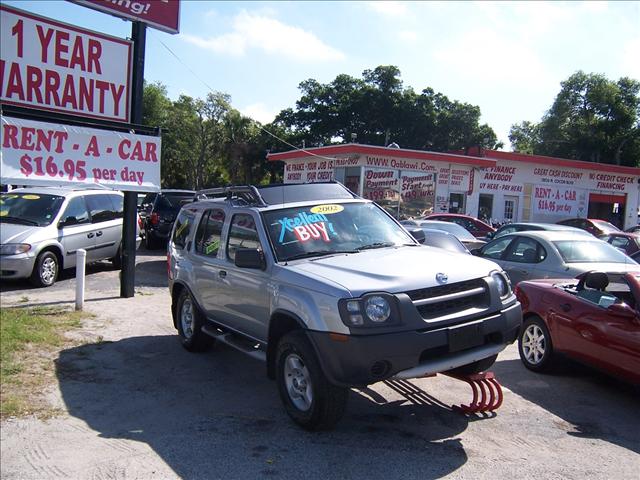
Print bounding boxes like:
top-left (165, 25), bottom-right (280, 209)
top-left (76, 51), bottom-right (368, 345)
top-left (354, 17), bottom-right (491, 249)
top-left (0, 5), bottom-right (132, 123)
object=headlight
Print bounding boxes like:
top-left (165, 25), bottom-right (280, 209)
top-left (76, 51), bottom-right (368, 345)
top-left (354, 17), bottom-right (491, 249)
top-left (365, 296), bottom-right (391, 323)
top-left (491, 270), bottom-right (512, 299)
top-left (339, 294), bottom-right (398, 327)
top-left (0, 243), bottom-right (31, 255)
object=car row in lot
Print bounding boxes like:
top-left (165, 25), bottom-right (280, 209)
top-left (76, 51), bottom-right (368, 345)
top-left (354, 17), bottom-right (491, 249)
top-left (0, 187), bottom-right (141, 287)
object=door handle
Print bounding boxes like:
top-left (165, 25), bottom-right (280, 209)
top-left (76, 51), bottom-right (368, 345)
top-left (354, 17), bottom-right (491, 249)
top-left (560, 303), bottom-right (571, 312)
top-left (219, 270), bottom-right (227, 278)
top-left (96, 231), bottom-right (103, 237)
top-left (87, 233), bottom-right (94, 238)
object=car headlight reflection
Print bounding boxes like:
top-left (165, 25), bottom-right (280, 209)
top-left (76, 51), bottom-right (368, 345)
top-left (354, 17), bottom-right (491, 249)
top-left (0, 243), bottom-right (31, 256)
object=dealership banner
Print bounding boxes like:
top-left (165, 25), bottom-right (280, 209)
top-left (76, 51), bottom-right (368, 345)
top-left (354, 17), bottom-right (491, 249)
top-left (0, 5), bottom-right (132, 122)
top-left (1, 116), bottom-right (160, 192)
top-left (532, 185), bottom-right (586, 217)
top-left (71, 0), bottom-right (181, 34)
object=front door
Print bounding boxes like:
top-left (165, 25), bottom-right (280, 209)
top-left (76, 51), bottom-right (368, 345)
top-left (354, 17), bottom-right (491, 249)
top-left (504, 196), bottom-right (518, 223)
top-left (58, 196), bottom-right (95, 268)
top-left (219, 212), bottom-right (270, 342)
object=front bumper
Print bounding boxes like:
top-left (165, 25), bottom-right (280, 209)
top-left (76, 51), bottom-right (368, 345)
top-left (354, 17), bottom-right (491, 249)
top-left (0, 253), bottom-right (36, 280)
top-left (307, 301), bottom-right (521, 387)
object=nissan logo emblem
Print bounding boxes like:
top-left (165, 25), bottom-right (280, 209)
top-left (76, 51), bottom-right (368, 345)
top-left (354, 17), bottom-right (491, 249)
top-left (436, 273), bottom-right (448, 284)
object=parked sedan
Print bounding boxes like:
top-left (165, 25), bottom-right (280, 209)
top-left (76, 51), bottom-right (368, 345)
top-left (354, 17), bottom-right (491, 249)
top-left (472, 230), bottom-right (640, 285)
top-left (486, 222), bottom-right (591, 241)
top-left (401, 219), bottom-right (485, 250)
top-left (423, 213), bottom-right (495, 239)
top-left (601, 232), bottom-right (640, 256)
top-left (556, 218), bottom-right (621, 237)
top-left (516, 271), bottom-right (640, 385)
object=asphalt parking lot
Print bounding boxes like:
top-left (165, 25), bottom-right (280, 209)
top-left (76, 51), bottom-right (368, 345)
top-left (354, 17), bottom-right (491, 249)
top-left (1, 248), bottom-right (639, 479)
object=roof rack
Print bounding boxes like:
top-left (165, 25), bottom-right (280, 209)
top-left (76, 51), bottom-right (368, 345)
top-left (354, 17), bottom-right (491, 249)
top-left (195, 185), bottom-right (267, 206)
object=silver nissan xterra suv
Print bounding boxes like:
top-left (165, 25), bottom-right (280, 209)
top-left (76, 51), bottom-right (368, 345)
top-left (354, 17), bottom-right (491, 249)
top-left (168, 182), bottom-right (522, 430)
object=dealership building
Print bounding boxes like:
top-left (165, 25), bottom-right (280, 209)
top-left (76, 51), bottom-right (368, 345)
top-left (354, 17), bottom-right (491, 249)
top-left (267, 144), bottom-right (640, 230)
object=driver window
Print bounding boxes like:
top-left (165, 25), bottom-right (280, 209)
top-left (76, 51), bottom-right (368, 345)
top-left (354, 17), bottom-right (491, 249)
top-left (227, 213), bottom-right (261, 261)
top-left (61, 197), bottom-right (90, 225)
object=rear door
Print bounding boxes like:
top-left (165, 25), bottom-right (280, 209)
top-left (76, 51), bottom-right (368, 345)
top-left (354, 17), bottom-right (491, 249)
top-left (191, 208), bottom-right (228, 322)
top-left (85, 193), bottom-right (121, 261)
top-left (499, 236), bottom-right (545, 284)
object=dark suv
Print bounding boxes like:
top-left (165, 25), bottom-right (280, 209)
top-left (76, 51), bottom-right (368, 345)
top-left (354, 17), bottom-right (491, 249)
top-left (139, 189), bottom-right (195, 249)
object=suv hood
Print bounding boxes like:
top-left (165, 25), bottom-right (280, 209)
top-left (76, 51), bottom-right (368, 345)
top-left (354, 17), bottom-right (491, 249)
top-left (288, 245), bottom-right (501, 297)
top-left (0, 223), bottom-right (45, 244)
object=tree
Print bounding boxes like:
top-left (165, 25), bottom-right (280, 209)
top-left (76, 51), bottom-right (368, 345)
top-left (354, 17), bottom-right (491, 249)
top-left (273, 65), bottom-right (501, 152)
top-left (509, 71), bottom-right (640, 167)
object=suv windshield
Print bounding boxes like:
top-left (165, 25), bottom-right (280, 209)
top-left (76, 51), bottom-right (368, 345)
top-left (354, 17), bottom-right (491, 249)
top-left (0, 193), bottom-right (64, 226)
top-left (263, 202), bottom-right (415, 262)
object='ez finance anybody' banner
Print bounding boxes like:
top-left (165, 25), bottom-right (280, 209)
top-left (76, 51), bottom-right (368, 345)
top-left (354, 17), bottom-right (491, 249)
top-left (1, 116), bottom-right (160, 192)
top-left (0, 5), bottom-right (132, 122)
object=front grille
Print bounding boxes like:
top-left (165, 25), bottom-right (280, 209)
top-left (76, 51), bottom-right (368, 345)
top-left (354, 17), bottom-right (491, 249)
top-left (406, 278), bottom-right (490, 320)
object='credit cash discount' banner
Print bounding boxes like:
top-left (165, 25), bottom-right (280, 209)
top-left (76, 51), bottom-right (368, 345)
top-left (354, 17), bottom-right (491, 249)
top-left (1, 116), bottom-right (160, 192)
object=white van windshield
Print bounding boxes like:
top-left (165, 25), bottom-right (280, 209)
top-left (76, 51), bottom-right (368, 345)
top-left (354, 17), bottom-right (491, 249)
top-left (0, 193), bottom-right (64, 226)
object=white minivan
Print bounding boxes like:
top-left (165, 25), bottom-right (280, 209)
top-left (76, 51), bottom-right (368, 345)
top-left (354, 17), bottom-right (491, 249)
top-left (0, 186), bottom-right (140, 287)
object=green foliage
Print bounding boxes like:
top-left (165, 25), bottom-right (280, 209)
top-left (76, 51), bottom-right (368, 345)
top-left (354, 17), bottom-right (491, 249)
top-left (1, 307), bottom-right (84, 418)
top-left (142, 82), bottom-right (276, 188)
top-left (509, 71), bottom-right (640, 166)
top-left (272, 65), bottom-right (501, 151)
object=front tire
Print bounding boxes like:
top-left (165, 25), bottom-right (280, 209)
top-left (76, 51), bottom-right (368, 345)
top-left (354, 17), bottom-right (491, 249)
top-left (176, 289), bottom-right (214, 352)
top-left (30, 251), bottom-right (59, 287)
top-left (276, 331), bottom-right (348, 431)
top-left (144, 229), bottom-right (159, 250)
top-left (518, 315), bottom-right (554, 372)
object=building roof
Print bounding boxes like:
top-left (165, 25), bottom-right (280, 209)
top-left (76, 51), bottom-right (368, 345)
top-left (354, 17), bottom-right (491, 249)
top-left (266, 143), bottom-right (495, 168)
top-left (458, 147), bottom-right (640, 176)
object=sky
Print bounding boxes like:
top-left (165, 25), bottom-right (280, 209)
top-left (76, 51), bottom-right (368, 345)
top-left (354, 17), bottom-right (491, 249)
top-left (3, 0), bottom-right (640, 150)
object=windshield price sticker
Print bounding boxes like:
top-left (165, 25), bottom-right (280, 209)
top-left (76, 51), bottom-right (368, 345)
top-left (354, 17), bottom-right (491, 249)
top-left (310, 204), bottom-right (344, 215)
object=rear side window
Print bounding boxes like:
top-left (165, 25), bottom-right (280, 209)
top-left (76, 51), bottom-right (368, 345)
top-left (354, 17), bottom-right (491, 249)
top-left (172, 209), bottom-right (196, 249)
top-left (85, 194), bottom-right (117, 223)
top-left (108, 194), bottom-right (124, 218)
top-left (227, 214), bottom-right (261, 261)
top-left (195, 209), bottom-right (225, 257)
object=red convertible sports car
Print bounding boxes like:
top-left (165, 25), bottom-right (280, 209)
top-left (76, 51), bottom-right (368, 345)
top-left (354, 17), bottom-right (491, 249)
top-left (516, 271), bottom-right (640, 385)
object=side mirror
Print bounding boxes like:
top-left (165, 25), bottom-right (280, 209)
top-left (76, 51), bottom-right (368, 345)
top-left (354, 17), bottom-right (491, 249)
top-left (470, 248), bottom-right (482, 257)
top-left (408, 228), bottom-right (425, 244)
top-left (607, 302), bottom-right (637, 319)
top-left (235, 248), bottom-right (266, 270)
top-left (58, 216), bottom-right (78, 228)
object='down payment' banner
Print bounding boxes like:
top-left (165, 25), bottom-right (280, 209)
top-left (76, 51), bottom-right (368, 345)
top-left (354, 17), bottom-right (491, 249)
top-left (1, 116), bottom-right (161, 192)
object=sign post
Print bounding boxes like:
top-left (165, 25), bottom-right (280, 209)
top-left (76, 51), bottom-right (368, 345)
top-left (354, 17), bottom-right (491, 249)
top-left (121, 20), bottom-right (147, 298)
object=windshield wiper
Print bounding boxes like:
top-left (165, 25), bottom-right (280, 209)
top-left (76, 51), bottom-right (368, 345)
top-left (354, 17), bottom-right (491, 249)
top-left (358, 242), bottom-right (396, 251)
top-left (0, 216), bottom-right (39, 226)
top-left (284, 249), bottom-right (358, 262)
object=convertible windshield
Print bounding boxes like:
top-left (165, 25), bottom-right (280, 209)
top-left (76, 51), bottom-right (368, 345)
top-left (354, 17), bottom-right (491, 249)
top-left (554, 240), bottom-right (631, 263)
top-left (0, 193), bottom-right (64, 227)
top-left (263, 202), bottom-right (415, 261)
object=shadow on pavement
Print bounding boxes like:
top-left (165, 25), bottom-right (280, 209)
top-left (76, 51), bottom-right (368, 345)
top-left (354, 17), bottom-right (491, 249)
top-left (56, 335), bottom-right (471, 479)
top-left (491, 357), bottom-right (640, 454)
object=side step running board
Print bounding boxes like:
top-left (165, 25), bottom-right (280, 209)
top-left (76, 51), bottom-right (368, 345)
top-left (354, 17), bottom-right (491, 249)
top-left (201, 325), bottom-right (267, 362)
